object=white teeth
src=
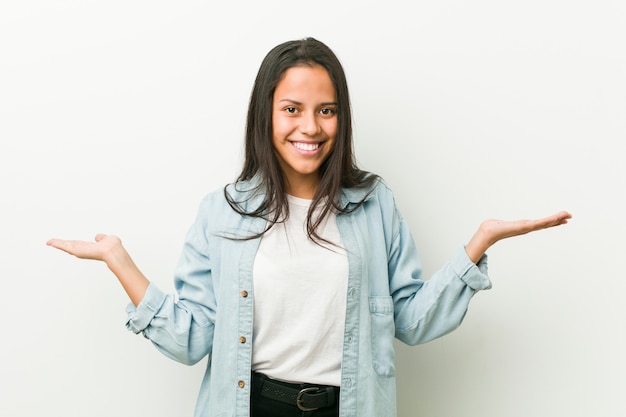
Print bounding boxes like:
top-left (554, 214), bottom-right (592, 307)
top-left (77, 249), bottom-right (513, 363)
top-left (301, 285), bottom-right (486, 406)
top-left (293, 142), bottom-right (320, 151)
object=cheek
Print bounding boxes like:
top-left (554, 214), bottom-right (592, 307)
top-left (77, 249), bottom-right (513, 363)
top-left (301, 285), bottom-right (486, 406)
top-left (325, 120), bottom-right (338, 141)
top-left (272, 116), bottom-right (290, 139)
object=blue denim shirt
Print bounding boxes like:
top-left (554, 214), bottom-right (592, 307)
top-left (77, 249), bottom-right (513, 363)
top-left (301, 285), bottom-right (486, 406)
top-left (126, 177), bottom-right (491, 417)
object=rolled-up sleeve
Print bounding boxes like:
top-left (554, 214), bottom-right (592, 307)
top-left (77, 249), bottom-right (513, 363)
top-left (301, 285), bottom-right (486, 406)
top-left (124, 196), bottom-right (218, 366)
top-left (451, 245), bottom-right (491, 291)
top-left (390, 213), bottom-right (492, 345)
top-left (125, 282), bottom-right (168, 333)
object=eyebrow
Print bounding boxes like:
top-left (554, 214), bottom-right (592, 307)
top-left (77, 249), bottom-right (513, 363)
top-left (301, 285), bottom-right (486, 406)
top-left (278, 99), bottom-right (338, 106)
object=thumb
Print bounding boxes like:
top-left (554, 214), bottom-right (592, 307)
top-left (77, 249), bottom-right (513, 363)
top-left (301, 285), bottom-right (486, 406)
top-left (95, 233), bottom-right (108, 242)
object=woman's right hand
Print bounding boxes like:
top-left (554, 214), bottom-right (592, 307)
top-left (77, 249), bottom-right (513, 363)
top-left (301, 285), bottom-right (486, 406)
top-left (47, 234), bottom-right (150, 306)
top-left (47, 234), bottom-right (123, 264)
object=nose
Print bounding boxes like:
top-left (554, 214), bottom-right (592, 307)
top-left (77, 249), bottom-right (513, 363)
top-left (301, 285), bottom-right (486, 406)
top-left (299, 111), bottom-right (321, 136)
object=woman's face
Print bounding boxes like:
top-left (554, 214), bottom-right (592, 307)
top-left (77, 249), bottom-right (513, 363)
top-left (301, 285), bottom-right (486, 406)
top-left (272, 65), bottom-right (338, 198)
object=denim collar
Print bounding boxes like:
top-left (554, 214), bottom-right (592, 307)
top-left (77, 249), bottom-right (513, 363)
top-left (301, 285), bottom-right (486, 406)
top-left (229, 174), bottom-right (378, 212)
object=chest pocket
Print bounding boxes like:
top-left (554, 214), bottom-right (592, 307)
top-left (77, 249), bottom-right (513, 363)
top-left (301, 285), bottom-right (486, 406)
top-left (369, 296), bottom-right (396, 378)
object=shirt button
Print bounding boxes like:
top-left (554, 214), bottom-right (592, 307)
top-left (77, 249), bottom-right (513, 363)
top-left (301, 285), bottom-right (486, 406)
top-left (238, 380), bottom-right (245, 388)
top-left (239, 336), bottom-right (247, 344)
top-left (241, 290), bottom-right (249, 298)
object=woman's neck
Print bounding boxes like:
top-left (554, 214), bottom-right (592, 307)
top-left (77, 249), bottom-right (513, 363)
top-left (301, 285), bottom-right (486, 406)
top-left (284, 179), bottom-right (318, 199)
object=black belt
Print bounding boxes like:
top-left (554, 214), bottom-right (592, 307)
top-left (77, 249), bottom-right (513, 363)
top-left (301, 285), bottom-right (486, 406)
top-left (252, 372), bottom-right (339, 412)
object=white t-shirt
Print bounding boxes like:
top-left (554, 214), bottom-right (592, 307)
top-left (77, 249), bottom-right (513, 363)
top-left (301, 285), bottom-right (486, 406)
top-left (251, 195), bottom-right (348, 386)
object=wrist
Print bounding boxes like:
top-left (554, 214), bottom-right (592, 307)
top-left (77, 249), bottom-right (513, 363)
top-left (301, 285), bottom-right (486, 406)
top-left (465, 228), bottom-right (493, 264)
top-left (103, 240), bottom-right (132, 272)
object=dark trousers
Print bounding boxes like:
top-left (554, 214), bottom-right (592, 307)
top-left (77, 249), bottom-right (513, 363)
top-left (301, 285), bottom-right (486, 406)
top-left (250, 372), bottom-right (340, 417)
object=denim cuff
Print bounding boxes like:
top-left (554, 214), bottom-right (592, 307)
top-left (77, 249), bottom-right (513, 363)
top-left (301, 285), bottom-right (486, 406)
top-left (452, 245), bottom-right (492, 291)
top-left (125, 282), bottom-right (167, 334)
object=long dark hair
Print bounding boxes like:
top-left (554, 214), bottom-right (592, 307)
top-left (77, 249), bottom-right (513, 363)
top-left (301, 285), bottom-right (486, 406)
top-left (225, 37), bottom-right (377, 243)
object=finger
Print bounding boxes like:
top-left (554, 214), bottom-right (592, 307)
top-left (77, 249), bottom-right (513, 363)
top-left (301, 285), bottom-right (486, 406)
top-left (557, 211), bottom-right (573, 224)
top-left (546, 211), bottom-right (572, 227)
top-left (46, 238), bottom-right (81, 255)
top-left (47, 238), bottom-right (67, 250)
top-left (545, 211), bottom-right (570, 221)
top-left (531, 211), bottom-right (572, 231)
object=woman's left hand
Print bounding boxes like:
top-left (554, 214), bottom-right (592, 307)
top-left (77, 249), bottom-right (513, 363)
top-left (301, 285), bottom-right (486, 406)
top-left (465, 210), bottom-right (572, 263)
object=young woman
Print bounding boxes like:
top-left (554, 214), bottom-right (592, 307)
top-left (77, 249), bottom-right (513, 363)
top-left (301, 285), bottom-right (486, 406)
top-left (47, 38), bottom-right (571, 417)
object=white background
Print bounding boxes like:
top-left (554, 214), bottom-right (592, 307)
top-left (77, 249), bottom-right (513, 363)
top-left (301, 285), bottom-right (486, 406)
top-left (1, 1), bottom-right (625, 416)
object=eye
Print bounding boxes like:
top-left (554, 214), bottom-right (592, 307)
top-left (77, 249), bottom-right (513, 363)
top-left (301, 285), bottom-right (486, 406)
top-left (319, 107), bottom-right (336, 116)
top-left (285, 106), bottom-right (298, 114)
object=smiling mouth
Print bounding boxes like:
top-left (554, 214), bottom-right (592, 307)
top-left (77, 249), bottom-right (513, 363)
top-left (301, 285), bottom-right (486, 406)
top-left (292, 142), bottom-right (321, 151)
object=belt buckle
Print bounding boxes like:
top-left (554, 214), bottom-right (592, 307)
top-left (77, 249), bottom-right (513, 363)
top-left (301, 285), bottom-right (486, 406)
top-left (296, 387), bottom-right (320, 411)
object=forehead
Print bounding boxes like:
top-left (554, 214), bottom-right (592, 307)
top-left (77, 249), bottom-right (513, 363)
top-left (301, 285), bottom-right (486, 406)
top-left (274, 65), bottom-right (336, 100)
